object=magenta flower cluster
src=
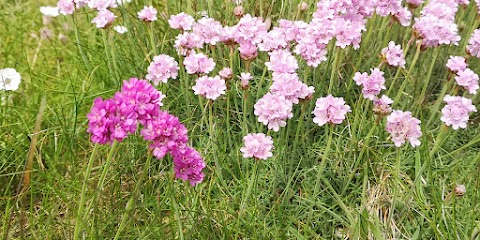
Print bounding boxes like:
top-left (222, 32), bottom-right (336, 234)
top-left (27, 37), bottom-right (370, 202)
top-left (87, 78), bottom-right (205, 186)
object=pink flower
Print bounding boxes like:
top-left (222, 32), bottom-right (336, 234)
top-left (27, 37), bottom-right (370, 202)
top-left (441, 95), bottom-right (477, 130)
top-left (257, 28), bottom-right (288, 52)
top-left (168, 12), bottom-right (195, 31)
top-left (270, 73), bottom-right (314, 104)
top-left (455, 68), bottom-right (479, 94)
top-left (138, 6), bottom-right (157, 22)
top-left (386, 110), bottom-right (422, 147)
top-left (254, 93), bottom-right (293, 131)
top-left (174, 32), bottom-right (204, 56)
top-left (332, 17), bottom-right (365, 49)
top-left (265, 50), bottom-right (298, 74)
top-left (446, 56), bottom-right (467, 73)
top-left (57, 0), bottom-right (75, 15)
top-left (381, 41), bottom-right (406, 68)
top-left (192, 17), bottom-right (224, 45)
top-left (219, 67), bottom-right (233, 80)
top-left (238, 41), bottom-right (258, 61)
top-left (239, 72), bottom-right (252, 89)
top-left (240, 133), bottom-right (274, 160)
top-left (146, 54), bottom-right (179, 85)
top-left (183, 52), bottom-right (216, 75)
top-left (92, 9), bottom-right (116, 28)
top-left (407, 0), bottom-right (424, 8)
top-left (192, 76), bottom-right (226, 100)
top-left (393, 7), bottom-right (412, 27)
top-left (87, 0), bottom-right (117, 10)
top-left (372, 95), bottom-right (393, 116)
top-left (234, 14), bottom-right (268, 45)
top-left (172, 146), bottom-right (206, 186)
top-left (312, 95), bottom-right (351, 126)
top-left (467, 29), bottom-right (480, 58)
top-left (353, 68), bottom-right (386, 100)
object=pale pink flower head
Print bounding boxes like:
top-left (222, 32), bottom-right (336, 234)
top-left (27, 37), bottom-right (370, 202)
top-left (183, 52), bottom-right (216, 75)
top-left (270, 73), bottom-right (314, 104)
top-left (466, 29), bottom-right (480, 58)
top-left (87, 0), bottom-right (117, 10)
top-left (239, 72), bottom-right (253, 89)
top-left (219, 67), bottom-right (233, 80)
top-left (312, 95), bottom-right (351, 126)
top-left (254, 93), bottom-right (293, 132)
top-left (192, 76), bottom-right (226, 100)
top-left (257, 28), bottom-right (289, 52)
top-left (240, 133), bottom-right (274, 160)
top-left (234, 14), bottom-right (268, 45)
top-left (381, 41), bottom-right (406, 68)
top-left (192, 17), bottom-right (224, 45)
top-left (92, 9), bottom-right (116, 29)
top-left (446, 56), bottom-right (467, 73)
top-left (407, 0), bottom-right (424, 8)
top-left (265, 49), bottom-right (298, 74)
top-left (174, 32), bottom-right (204, 56)
top-left (57, 0), bottom-right (75, 15)
top-left (372, 95), bottom-right (393, 116)
top-left (393, 7), bottom-right (412, 27)
top-left (413, 15), bottom-right (460, 48)
top-left (138, 6), bottom-right (157, 22)
top-left (238, 41), bottom-right (258, 61)
top-left (441, 95), bottom-right (477, 130)
top-left (146, 54), bottom-right (179, 85)
top-left (386, 110), bottom-right (422, 147)
top-left (332, 17), bottom-right (365, 49)
top-left (455, 68), bottom-right (479, 94)
top-left (168, 12), bottom-right (195, 31)
top-left (353, 68), bottom-right (386, 100)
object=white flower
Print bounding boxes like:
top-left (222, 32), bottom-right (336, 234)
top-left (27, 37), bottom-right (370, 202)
top-left (40, 6), bottom-right (59, 17)
top-left (0, 68), bottom-right (21, 91)
top-left (113, 25), bottom-right (128, 34)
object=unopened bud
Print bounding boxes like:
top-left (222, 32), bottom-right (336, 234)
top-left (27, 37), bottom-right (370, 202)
top-left (454, 184), bottom-right (466, 197)
top-left (234, 6), bottom-right (244, 18)
top-left (298, 2), bottom-right (308, 12)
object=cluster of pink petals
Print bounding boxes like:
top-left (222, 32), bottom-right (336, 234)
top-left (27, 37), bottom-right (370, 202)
top-left (407, 0), bottom-right (425, 8)
top-left (265, 50), bottom-right (298, 73)
top-left (239, 72), bottom-right (252, 89)
top-left (233, 14), bottom-right (268, 46)
top-left (174, 32), bottom-right (204, 56)
top-left (254, 93), bottom-right (294, 131)
top-left (312, 95), bottom-right (351, 126)
top-left (192, 76), bottom-right (226, 100)
top-left (446, 56), bottom-right (467, 73)
top-left (455, 68), bottom-right (479, 94)
top-left (372, 95), bottom-right (393, 116)
top-left (168, 12), bottom-right (195, 31)
top-left (270, 73), bottom-right (314, 104)
top-left (441, 95), bottom-right (477, 130)
top-left (172, 146), bottom-right (206, 186)
top-left (466, 29), bottom-right (480, 58)
top-left (240, 133), bottom-right (274, 160)
top-left (146, 54), bottom-right (179, 85)
top-left (92, 9), bottom-right (116, 28)
top-left (138, 6), bottom-right (157, 22)
top-left (386, 110), bottom-right (422, 147)
top-left (381, 41), bottom-right (406, 68)
top-left (184, 52), bottom-right (216, 75)
top-left (218, 67), bottom-right (233, 80)
top-left (353, 68), bottom-right (386, 100)
top-left (192, 17), bottom-right (224, 45)
top-left (88, 0), bottom-right (117, 10)
top-left (57, 0), bottom-right (75, 15)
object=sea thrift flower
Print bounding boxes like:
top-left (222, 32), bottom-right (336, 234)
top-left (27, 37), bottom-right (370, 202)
top-left (239, 72), bottom-right (252, 89)
top-left (172, 146), bottom-right (206, 186)
top-left (92, 9), bottom-right (116, 28)
top-left (113, 25), bottom-right (128, 34)
top-left (386, 110), bottom-right (422, 147)
top-left (0, 68), bottom-right (21, 91)
top-left (270, 73), bottom-right (314, 104)
top-left (184, 52), bottom-right (216, 75)
top-left (233, 5), bottom-right (244, 17)
top-left (234, 14), bottom-right (268, 45)
top-left (146, 54), bottom-right (179, 85)
top-left (381, 41), bottom-right (406, 68)
top-left (174, 32), bottom-right (205, 55)
top-left (265, 50), bottom-right (299, 74)
top-left (138, 6), bottom-right (157, 22)
top-left (312, 95), bottom-right (351, 126)
top-left (238, 42), bottom-right (258, 61)
top-left (466, 29), bottom-right (480, 58)
top-left (393, 7), bottom-right (412, 27)
top-left (219, 67), bottom-right (233, 80)
top-left (257, 28), bottom-right (289, 52)
top-left (57, 0), bottom-right (75, 15)
top-left (168, 12), bottom-right (195, 31)
top-left (353, 68), bottom-right (386, 100)
top-left (254, 93), bottom-right (293, 131)
top-left (455, 68), bottom-right (479, 94)
top-left (240, 133), bottom-right (274, 160)
top-left (446, 56), bottom-right (467, 73)
top-left (372, 95), bottom-right (393, 116)
top-left (40, 6), bottom-right (59, 17)
top-left (407, 0), bottom-right (424, 8)
top-left (87, 0), bottom-right (117, 10)
top-left (192, 17), bottom-right (224, 45)
top-left (441, 95), bottom-right (477, 130)
top-left (192, 76), bottom-right (226, 100)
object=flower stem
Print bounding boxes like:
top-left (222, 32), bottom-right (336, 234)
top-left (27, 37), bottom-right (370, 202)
top-left (328, 47), bottom-right (341, 94)
top-left (392, 40), bottom-right (422, 108)
top-left (429, 124), bottom-right (450, 158)
top-left (415, 47), bottom-right (439, 111)
top-left (313, 124), bottom-right (334, 197)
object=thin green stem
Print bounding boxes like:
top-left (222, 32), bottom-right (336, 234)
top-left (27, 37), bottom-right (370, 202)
top-left (416, 47), bottom-right (439, 111)
top-left (313, 124), bottom-right (334, 198)
top-left (169, 178), bottom-right (184, 240)
top-left (329, 47), bottom-right (341, 94)
top-left (393, 41), bottom-right (422, 108)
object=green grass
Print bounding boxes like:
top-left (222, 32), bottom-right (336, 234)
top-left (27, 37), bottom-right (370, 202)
top-left (1, 0), bottom-right (480, 239)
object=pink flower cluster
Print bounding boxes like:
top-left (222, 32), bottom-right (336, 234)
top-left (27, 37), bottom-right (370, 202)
top-left (446, 56), bottom-right (467, 73)
top-left (184, 52), bottom-right (216, 75)
top-left (312, 95), bottom-right (351, 126)
top-left (240, 133), bottom-right (274, 160)
top-left (353, 68), bottom-right (386, 100)
top-left (466, 29), bottom-right (480, 58)
top-left (455, 69), bottom-right (479, 95)
top-left (87, 78), bottom-right (205, 186)
top-left (381, 41), bottom-right (406, 68)
top-left (441, 95), bottom-right (477, 130)
top-left (372, 95), bottom-right (393, 116)
top-left (386, 110), bottom-right (422, 147)
top-left (146, 54), bottom-right (179, 85)
top-left (192, 76), bottom-right (226, 100)
top-left (138, 6), bottom-right (157, 22)
top-left (254, 93), bottom-right (293, 132)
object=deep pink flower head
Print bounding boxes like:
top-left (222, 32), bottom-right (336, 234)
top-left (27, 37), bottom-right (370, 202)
top-left (172, 146), bottom-right (205, 186)
top-left (174, 32), bottom-right (204, 56)
top-left (192, 76), bottom-right (226, 100)
top-left (353, 68), bottom-right (386, 100)
top-left (466, 29), bottom-right (480, 58)
top-left (446, 56), bottom-right (467, 73)
top-left (240, 133), bottom-right (274, 160)
top-left (184, 52), bottom-right (216, 75)
top-left (254, 93), bottom-right (294, 131)
top-left (455, 68), bottom-right (479, 94)
top-left (239, 72), bottom-right (253, 89)
top-left (192, 17), bottom-right (224, 45)
top-left (219, 67), bottom-right (233, 80)
top-left (146, 54), bottom-right (179, 85)
top-left (312, 95), bottom-right (351, 126)
top-left (386, 110), bottom-right (422, 147)
top-left (168, 12), bottom-right (195, 31)
top-left (57, 0), bottom-right (75, 15)
top-left (92, 9), bottom-right (116, 28)
top-left (441, 95), bottom-right (477, 130)
top-left (372, 95), bottom-right (393, 116)
top-left (138, 6), bottom-right (157, 22)
top-left (381, 41), bottom-right (406, 68)
top-left (270, 73), bottom-right (314, 104)
top-left (265, 50), bottom-right (299, 74)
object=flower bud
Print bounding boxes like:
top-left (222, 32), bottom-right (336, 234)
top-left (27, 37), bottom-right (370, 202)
top-left (234, 6), bottom-right (244, 18)
top-left (298, 2), bottom-right (308, 12)
top-left (454, 184), bottom-right (466, 197)
top-left (219, 67), bottom-right (233, 80)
